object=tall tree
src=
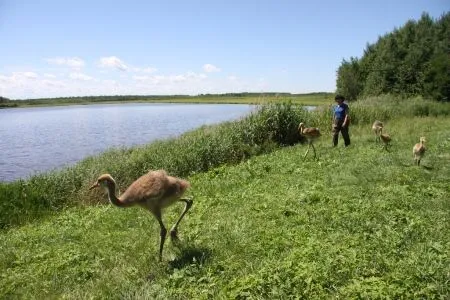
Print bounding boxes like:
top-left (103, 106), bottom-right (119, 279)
top-left (336, 12), bottom-right (450, 101)
top-left (336, 57), bottom-right (363, 101)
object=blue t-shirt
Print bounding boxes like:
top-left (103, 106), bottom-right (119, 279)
top-left (334, 103), bottom-right (349, 121)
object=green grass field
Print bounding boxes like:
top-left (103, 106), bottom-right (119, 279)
top-left (1, 113), bottom-right (449, 299)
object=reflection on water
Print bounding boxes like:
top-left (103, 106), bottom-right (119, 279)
top-left (0, 103), bottom-right (254, 182)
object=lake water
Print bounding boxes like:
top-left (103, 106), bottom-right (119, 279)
top-left (0, 103), bottom-right (255, 182)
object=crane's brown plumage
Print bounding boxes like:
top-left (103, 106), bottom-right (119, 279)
top-left (372, 120), bottom-right (384, 142)
top-left (413, 137), bottom-right (426, 166)
top-left (379, 128), bottom-right (391, 151)
top-left (298, 122), bottom-right (321, 159)
top-left (89, 170), bottom-right (192, 261)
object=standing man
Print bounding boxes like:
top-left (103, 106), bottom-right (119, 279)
top-left (332, 95), bottom-right (350, 147)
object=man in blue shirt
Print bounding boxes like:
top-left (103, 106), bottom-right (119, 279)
top-left (332, 95), bottom-right (350, 147)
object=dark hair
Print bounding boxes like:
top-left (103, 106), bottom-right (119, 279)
top-left (335, 95), bottom-right (345, 101)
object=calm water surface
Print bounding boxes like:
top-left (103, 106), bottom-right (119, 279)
top-left (0, 103), bottom-right (254, 182)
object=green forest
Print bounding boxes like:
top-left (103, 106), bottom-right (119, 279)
top-left (336, 12), bottom-right (450, 101)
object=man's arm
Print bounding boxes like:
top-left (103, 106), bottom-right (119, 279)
top-left (343, 107), bottom-right (350, 127)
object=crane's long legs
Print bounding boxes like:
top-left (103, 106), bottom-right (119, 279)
top-left (303, 143), bottom-right (311, 158)
top-left (153, 209), bottom-right (167, 262)
top-left (311, 143), bottom-right (317, 159)
top-left (151, 199), bottom-right (193, 261)
top-left (170, 198), bottom-right (193, 239)
top-left (303, 142), bottom-right (317, 159)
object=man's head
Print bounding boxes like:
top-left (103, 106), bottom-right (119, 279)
top-left (335, 95), bottom-right (345, 103)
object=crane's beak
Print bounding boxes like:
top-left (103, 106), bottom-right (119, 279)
top-left (89, 182), bottom-right (99, 190)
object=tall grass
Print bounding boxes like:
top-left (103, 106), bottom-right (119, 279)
top-left (349, 95), bottom-right (450, 124)
top-left (308, 94), bottom-right (450, 131)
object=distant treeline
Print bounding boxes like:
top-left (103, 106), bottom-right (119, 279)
top-left (195, 92), bottom-right (332, 98)
top-left (336, 12), bottom-right (450, 101)
top-left (0, 92), bottom-right (333, 107)
top-left (0, 96), bottom-right (17, 108)
top-left (14, 95), bottom-right (190, 104)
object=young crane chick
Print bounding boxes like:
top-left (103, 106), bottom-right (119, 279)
top-left (372, 120), bottom-right (384, 142)
top-left (89, 170), bottom-right (192, 261)
top-left (413, 137), bottom-right (426, 166)
top-left (379, 128), bottom-right (391, 151)
top-left (298, 122), bottom-right (321, 159)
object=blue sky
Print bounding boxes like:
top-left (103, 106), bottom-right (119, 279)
top-left (0, 0), bottom-right (448, 99)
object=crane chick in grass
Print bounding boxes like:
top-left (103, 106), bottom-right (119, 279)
top-left (298, 122), bottom-right (321, 159)
top-left (89, 170), bottom-right (193, 261)
top-left (413, 137), bottom-right (426, 166)
top-left (372, 120), bottom-right (384, 143)
top-left (379, 128), bottom-right (392, 151)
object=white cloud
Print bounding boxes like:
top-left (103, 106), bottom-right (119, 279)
top-left (186, 72), bottom-right (207, 80)
top-left (132, 75), bottom-right (165, 84)
top-left (1, 65), bottom-right (268, 99)
top-left (45, 57), bottom-right (85, 69)
top-left (203, 64), bottom-right (221, 73)
top-left (102, 79), bottom-right (117, 85)
top-left (132, 75), bottom-right (150, 81)
top-left (42, 79), bottom-right (66, 87)
top-left (132, 72), bottom-right (206, 84)
top-left (0, 72), bottom-right (39, 84)
top-left (171, 75), bottom-right (186, 82)
top-left (22, 72), bottom-right (38, 79)
top-left (99, 56), bottom-right (128, 71)
top-left (69, 72), bottom-right (93, 81)
top-left (133, 67), bottom-right (158, 73)
top-left (150, 75), bottom-right (165, 84)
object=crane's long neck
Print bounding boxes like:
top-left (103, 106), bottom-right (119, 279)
top-left (105, 181), bottom-right (128, 207)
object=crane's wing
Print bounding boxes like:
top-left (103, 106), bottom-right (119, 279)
top-left (119, 170), bottom-right (168, 203)
top-left (302, 127), bottom-right (321, 137)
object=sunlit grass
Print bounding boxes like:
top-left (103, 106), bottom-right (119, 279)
top-left (1, 114), bottom-right (449, 298)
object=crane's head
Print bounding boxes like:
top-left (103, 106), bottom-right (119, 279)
top-left (420, 137), bottom-right (426, 143)
top-left (298, 122), bottom-right (305, 131)
top-left (89, 174), bottom-right (116, 190)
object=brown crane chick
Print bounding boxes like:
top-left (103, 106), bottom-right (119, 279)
top-left (372, 120), bottom-right (384, 142)
top-left (413, 136), bottom-right (426, 166)
top-left (379, 128), bottom-right (391, 151)
top-left (298, 122), bottom-right (321, 159)
top-left (89, 170), bottom-right (192, 261)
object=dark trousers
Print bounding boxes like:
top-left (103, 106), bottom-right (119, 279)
top-left (332, 120), bottom-right (350, 147)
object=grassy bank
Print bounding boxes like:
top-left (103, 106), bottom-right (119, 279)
top-left (1, 96), bottom-right (449, 298)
